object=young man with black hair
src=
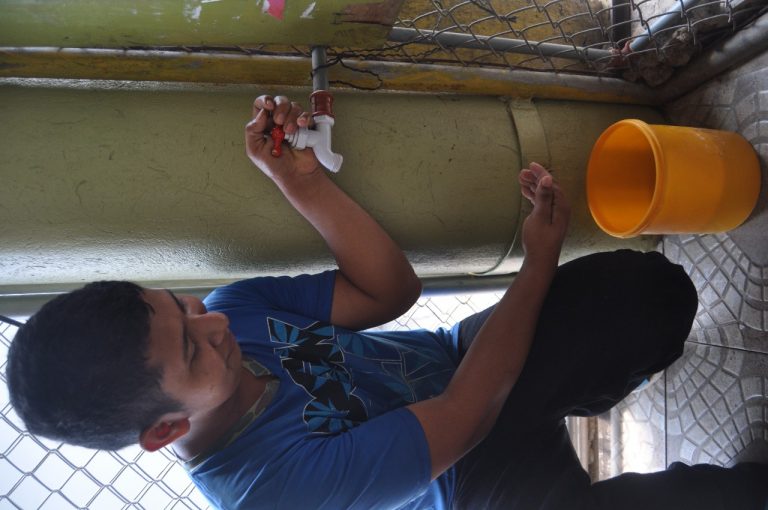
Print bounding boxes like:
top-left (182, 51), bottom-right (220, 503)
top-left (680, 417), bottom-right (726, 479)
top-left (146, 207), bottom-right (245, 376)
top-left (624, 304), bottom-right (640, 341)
top-left (8, 95), bottom-right (767, 509)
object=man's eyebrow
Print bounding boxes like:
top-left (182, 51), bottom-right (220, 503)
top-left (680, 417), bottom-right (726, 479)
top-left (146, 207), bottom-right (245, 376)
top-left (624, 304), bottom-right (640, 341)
top-left (165, 290), bottom-right (190, 363)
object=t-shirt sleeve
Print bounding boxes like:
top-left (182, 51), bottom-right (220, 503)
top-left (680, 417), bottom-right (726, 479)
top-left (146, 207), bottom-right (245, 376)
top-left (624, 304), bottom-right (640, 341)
top-left (306, 408), bottom-right (432, 509)
top-left (282, 407), bottom-right (431, 510)
top-left (206, 407), bottom-right (433, 510)
top-left (204, 270), bottom-right (337, 322)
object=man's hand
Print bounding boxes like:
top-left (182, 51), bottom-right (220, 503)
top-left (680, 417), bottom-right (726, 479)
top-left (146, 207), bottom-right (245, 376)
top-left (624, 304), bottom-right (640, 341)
top-left (245, 95), bottom-right (320, 181)
top-left (242, 93), bottom-right (421, 331)
top-left (519, 162), bottom-right (570, 265)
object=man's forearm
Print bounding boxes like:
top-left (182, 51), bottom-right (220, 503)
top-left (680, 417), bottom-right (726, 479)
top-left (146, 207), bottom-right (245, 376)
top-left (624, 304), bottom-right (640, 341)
top-left (273, 169), bottom-right (420, 327)
top-left (244, 95), bottom-right (419, 329)
top-left (446, 257), bottom-right (556, 443)
top-left (407, 164), bottom-right (568, 479)
top-left (406, 256), bottom-right (558, 478)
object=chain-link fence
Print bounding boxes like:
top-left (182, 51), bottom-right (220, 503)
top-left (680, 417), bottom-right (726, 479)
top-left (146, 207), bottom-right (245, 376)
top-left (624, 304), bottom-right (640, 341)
top-left (135, 0), bottom-right (766, 88)
top-left (383, 0), bottom-right (766, 82)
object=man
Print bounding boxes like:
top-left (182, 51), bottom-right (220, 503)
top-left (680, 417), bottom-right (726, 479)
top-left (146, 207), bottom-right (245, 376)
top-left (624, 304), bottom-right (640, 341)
top-left (8, 95), bottom-right (767, 509)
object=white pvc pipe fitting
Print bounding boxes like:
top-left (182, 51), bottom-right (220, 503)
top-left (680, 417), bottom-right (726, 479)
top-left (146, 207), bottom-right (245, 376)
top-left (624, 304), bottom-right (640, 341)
top-left (285, 115), bottom-right (343, 173)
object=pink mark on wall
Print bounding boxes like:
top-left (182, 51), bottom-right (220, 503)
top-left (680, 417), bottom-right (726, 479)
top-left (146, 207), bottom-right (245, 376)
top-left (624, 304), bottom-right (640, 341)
top-left (265, 0), bottom-right (285, 20)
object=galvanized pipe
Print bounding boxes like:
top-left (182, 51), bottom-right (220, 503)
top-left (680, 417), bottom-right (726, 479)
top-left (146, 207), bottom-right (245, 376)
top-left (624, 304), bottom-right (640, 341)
top-left (388, 27), bottom-right (614, 62)
top-left (658, 10), bottom-right (768, 102)
top-left (611, 0), bottom-right (633, 44)
top-left (0, 48), bottom-right (661, 104)
top-left (0, 274), bottom-right (515, 319)
top-left (629, 0), bottom-right (704, 52)
top-left (311, 46), bottom-right (329, 91)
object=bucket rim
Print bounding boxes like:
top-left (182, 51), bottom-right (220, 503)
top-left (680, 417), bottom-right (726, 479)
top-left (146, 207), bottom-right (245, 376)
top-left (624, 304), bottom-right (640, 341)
top-left (588, 119), bottom-right (664, 238)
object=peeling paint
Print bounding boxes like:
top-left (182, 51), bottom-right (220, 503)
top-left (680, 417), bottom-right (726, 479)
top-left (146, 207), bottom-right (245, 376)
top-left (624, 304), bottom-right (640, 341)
top-left (183, 0), bottom-right (221, 22)
top-left (340, 0), bottom-right (404, 24)
top-left (301, 2), bottom-right (316, 19)
top-left (183, 0), bottom-right (202, 22)
top-left (263, 0), bottom-right (285, 20)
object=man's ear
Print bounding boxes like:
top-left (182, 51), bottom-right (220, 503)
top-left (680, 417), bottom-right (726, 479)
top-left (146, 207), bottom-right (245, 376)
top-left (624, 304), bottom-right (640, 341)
top-left (139, 418), bottom-right (191, 452)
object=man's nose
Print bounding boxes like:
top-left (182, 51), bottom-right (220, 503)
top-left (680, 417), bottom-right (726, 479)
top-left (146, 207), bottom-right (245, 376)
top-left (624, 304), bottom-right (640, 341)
top-left (190, 312), bottom-right (229, 346)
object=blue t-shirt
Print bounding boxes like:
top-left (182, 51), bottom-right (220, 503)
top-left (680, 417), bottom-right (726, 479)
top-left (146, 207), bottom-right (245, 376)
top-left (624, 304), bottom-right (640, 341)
top-left (188, 271), bottom-right (461, 510)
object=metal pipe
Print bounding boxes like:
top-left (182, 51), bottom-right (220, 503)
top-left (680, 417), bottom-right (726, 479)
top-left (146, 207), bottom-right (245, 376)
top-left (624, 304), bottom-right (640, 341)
top-left (420, 274), bottom-right (515, 296)
top-left (610, 407), bottom-right (622, 476)
top-left (0, 274), bottom-right (515, 318)
top-left (629, 0), bottom-right (703, 52)
top-left (287, 46), bottom-right (342, 172)
top-left (311, 46), bottom-right (329, 92)
top-left (388, 27), bottom-right (614, 62)
top-left (0, 48), bottom-right (660, 104)
top-left (658, 11), bottom-right (768, 102)
top-left (611, 0), bottom-right (632, 44)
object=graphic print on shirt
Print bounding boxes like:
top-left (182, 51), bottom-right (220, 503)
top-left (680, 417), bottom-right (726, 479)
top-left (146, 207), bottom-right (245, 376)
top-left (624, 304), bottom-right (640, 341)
top-left (268, 319), bottom-right (366, 433)
top-left (267, 317), bottom-right (451, 435)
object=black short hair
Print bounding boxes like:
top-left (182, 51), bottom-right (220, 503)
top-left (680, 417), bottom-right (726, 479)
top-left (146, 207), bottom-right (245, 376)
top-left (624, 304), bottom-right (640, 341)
top-left (7, 281), bottom-right (182, 451)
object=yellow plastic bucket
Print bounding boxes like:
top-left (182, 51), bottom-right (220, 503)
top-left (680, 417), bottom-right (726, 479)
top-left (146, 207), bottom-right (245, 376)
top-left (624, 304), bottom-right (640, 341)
top-left (587, 119), bottom-right (760, 238)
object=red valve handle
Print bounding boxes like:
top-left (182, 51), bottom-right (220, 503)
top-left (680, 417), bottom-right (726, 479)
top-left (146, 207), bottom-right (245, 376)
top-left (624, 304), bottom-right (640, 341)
top-left (270, 125), bottom-right (285, 157)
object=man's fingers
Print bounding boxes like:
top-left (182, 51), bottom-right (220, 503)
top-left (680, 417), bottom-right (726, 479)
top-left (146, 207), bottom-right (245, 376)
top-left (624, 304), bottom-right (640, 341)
top-left (246, 109), bottom-right (270, 135)
top-left (520, 167), bottom-right (546, 203)
top-left (248, 95), bottom-right (313, 164)
top-left (297, 111), bottom-right (312, 128)
top-left (245, 109), bottom-right (271, 157)
top-left (520, 163), bottom-right (550, 186)
top-left (530, 175), bottom-right (554, 221)
top-left (529, 162), bottom-right (548, 177)
top-left (521, 187), bottom-right (535, 202)
top-left (519, 168), bottom-right (537, 185)
top-left (272, 95), bottom-right (292, 125)
top-left (533, 175), bottom-right (553, 205)
top-left (284, 102), bottom-right (304, 134)
top-left (252, 95), bottom-right (275, 117)
top-left (520, 163), bottom-right (557, 205)
top-left (538, 174), bottom-right (553, 192)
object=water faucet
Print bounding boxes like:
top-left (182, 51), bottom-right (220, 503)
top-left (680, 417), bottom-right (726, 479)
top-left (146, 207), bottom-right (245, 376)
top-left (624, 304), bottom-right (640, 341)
top-left (284, 90), bottom-right (343, 173)
top-left (269, 47), bottom-right (343, 172)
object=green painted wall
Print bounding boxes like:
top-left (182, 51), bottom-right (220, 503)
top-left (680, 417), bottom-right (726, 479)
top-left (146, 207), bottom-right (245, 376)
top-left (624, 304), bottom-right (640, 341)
top-left (0, 0), bottom-right (397, 47)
